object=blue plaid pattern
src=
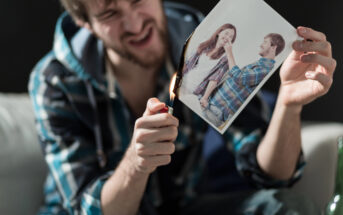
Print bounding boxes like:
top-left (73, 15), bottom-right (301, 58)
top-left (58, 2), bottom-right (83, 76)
top-left (209, 58), bottom-right (275, 121)
top-left (29, 6), bottom-right (303, 215)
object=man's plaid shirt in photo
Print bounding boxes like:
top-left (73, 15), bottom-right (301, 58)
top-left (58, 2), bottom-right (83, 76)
top-left (209, 58), bottom-right (276, 122)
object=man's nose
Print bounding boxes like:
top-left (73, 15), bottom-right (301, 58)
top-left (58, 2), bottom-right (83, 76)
top-left (122, 11), bottom-right (143, 34)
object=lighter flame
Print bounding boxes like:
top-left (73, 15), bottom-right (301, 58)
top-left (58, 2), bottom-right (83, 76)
top-left (169, 73), bottom-right (177, 102)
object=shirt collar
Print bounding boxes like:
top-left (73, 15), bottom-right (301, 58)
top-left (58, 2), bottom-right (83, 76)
top-left (105, 56), bottom-right (176, 102)
top-left (259, 57), bottom-right (276, 68)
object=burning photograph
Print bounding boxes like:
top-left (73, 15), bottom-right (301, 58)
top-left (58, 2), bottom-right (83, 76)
top-left (178, 0), bottom-right (299, 134)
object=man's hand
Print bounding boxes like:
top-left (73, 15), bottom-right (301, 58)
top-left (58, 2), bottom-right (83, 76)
top-left (224, 40), bottom-right (233, 53)
top-left (279, 26), bottom-right (336, 108)
top-left (101, 98), bottom-right (177, 215)
top-left (126, 98), bottom-right (178, 174)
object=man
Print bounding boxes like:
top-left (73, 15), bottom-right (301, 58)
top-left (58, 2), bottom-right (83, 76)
top-left (29, 0), bottom-right (336, 214)
top-left (202, 33), bottom-right (285, 127)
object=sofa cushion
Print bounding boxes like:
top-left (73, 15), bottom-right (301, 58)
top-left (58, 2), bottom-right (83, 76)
top-left (0, 93), bottom-right (47, 215)
top-left (292, 122), bottom-right (343, 210)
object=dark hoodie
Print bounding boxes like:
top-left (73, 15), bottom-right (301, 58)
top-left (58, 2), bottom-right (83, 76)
top-left (28, 2), bottom-right (302, 215)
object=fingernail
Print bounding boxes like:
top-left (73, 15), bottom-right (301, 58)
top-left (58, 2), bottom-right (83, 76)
top-left (294, 41), bottom-right (302, 49)
top-left (299, 27), bottom-right (307, 34)
top-left (150, 98), bottom-right (157, 104)
top-left (148, 98), bottom-right (159, 108)
top-left (298, 42), bottom-right (303, 48)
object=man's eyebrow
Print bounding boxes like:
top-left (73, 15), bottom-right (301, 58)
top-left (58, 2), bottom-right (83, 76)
top-left (93, 0), bottom-right (117, 18)
top-left (94, 9), bottom-right (115, 18)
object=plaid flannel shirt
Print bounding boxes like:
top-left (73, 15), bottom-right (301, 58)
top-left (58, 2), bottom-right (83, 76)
top-left (29, 4), bottom-right (303, 215)
top-left (209, 58), bottom-right (276, 121)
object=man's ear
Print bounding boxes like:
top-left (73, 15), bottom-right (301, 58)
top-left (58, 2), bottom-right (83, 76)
top-left (271, 45), bottom-right (277, 55)
top-left (75, 19), bottom-right (93, 33)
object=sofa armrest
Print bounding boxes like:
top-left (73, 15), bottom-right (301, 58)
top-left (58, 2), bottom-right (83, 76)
top-left (291, 122), bottom-right (343, 211)
top-left (0, 93), bottom-right (47, 215)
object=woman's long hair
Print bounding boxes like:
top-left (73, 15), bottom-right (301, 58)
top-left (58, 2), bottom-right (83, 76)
top-left (197, 23), bottom-right (237, 59)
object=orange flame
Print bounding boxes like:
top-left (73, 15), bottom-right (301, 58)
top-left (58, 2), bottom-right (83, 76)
top-left (169, 73), bottom-right (177, 102)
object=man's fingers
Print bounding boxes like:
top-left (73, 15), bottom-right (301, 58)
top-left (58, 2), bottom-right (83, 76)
top-left (293, 40), bottom-right (332, 57)
top-left (297, 26), bottom-right (327, 42)
top-left (135, 113), bottom-right (179, 129)
top-left (136, 155), bottom-right (172, 171)
top-left (305, 71), bottom-right (333, 92)
top-left (146, 155), bottom-right (172, 166)
top-left (300, 54), bottom-right (337, 75)
top-left (136, 142), bottom-right (175, 156)
top-left (143, 98), bottom-right (166, 116)
top-left (135, 126), bottom-right (178, 143)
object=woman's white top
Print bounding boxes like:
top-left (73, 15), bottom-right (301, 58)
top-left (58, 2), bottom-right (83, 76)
top-left (182, 54), bottom-right (220, 94)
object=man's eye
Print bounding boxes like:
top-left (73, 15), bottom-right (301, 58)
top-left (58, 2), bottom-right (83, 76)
top-left (132, 0), bottom-right (143, 4)
top-left (101, 11), bottom-right (118, 20)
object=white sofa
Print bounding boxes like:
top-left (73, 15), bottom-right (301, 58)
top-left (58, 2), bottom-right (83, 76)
top-left (0, 93), bottom-right (342, 214)
top-left (292, 122), bottom-right (343, 210)
top-left (0, 94), bottom-right (47, 215)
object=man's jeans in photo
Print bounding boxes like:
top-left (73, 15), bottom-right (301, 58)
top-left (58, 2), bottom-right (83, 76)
top-left (202, 104), bottom-right (225, 127)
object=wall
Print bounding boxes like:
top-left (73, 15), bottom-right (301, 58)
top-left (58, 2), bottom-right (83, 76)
top-left (0, 0), bottom-right (61, 93)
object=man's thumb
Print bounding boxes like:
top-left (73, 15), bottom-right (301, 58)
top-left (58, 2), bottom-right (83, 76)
top-left (143, 98), bottom-right (166, 116)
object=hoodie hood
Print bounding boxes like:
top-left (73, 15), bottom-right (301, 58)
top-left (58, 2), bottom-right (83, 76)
top-left (53, 12), bottom-right (107, 92)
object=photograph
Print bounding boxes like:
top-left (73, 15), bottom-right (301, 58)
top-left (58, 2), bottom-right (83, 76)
top-left (178, 0), bottom-right (299, 134)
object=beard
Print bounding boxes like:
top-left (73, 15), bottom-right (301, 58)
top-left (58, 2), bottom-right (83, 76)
top-left (109, 16), bottom-right (168, 70)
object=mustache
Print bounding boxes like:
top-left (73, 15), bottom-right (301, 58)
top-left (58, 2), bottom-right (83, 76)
top-left (120, 19), bottom-right (155, 40)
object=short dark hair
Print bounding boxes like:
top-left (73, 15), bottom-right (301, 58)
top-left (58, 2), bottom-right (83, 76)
top-left (265, 33), bottom-right (285, 56)
top-left (60, 0), bottom-right (114, 22)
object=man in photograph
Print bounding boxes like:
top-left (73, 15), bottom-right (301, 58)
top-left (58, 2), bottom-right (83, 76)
top-left (29, 0), bottom-right (336, 214)
top-left (203, 33), bottom-right (285, 127)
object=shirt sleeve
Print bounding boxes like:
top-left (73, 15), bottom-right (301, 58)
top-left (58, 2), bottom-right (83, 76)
top-left (182, 51), bottom-right (200, 75)
top-left (230, 64), bottom-right (270, 87)
top-left (222, 97), bottom-right (305, 188)
top-left (29, 63), bottom-right (111, 215)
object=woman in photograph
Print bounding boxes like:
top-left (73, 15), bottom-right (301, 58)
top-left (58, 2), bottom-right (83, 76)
top-left (182, 23), bottom-right (237, 107)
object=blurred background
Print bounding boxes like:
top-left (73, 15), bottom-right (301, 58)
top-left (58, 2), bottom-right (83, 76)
top-left (0, 0), bottom-right (342, 122)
